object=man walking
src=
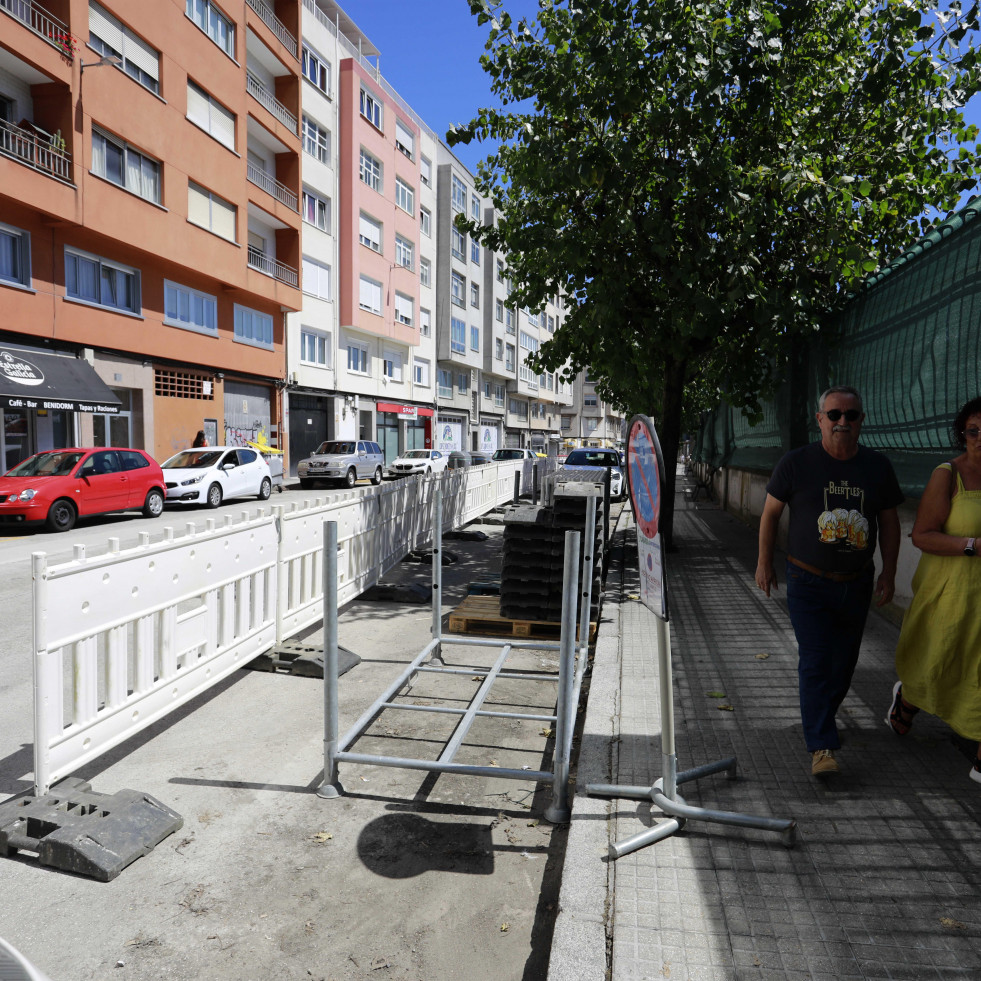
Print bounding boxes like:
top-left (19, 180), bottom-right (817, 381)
top-left (755, 386), bottom-right (903, 777)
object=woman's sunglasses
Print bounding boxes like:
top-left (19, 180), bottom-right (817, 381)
top-left (823, 409), bottom-right (861, 422)
top-left (963, 427), bottom-right (981, 440)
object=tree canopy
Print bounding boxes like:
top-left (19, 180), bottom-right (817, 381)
top-left (449, 0), bottom-right (981, 541)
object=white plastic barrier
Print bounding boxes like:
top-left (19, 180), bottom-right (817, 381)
top-left (30, 464), bottom-right (524, 795)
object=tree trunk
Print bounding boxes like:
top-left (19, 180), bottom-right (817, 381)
top-left (656, 355), bottom-right (687, 550)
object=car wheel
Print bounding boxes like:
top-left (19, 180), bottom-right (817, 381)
top-left (45, 498), bottom-right (77, 533)
top-left (300, 478), bottom-right (313, 489)
top-left (143, 488), bottom-right (165, 518)
top-left (371, 466), bottom-right (383, 485)
top-left (206, 482), bottom-right (223, 509)
top-left (258, 477), bottom-right (272, 501)
top-left (344, 467), bottom-right (357, 489)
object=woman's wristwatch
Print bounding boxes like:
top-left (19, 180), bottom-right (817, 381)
top-left (966, 537), bottom-right (978, 556)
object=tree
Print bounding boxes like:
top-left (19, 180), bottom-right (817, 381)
top-left (449, 0), bottom-right (981, 545)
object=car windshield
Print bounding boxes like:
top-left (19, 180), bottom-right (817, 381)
top-left (162, 450), bottom-right (223, 469)
top-left (402, 450), bottom-right (430, 459)
top-left (492, 449), bottom-right (521, 459)
top-left (565, 450), bottom-right (619, 467)
top-left (5, 451), bottom-right (84, 477)
top-left (315, 441), bottom-right (354, 455)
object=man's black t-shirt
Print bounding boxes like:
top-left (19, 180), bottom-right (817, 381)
top-left (766, 442), bottom-right (904, 574)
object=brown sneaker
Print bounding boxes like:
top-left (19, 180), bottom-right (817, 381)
top-left (811, 749), bottom-right (840, 777)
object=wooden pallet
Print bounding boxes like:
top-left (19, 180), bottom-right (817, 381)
top-left (448, 594), bottom-right (597, 642)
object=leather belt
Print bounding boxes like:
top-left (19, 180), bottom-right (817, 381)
top-left (787, 555), bottom-right (872, 583)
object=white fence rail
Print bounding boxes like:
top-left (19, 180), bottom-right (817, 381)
top-left (30, 463), bottom-right (545, 795)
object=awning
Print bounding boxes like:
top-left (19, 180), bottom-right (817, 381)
top-left (0, 348), bottom-right (122, 414)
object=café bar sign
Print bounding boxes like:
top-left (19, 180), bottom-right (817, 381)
top-left (0, 348), bottom-right (122, 414)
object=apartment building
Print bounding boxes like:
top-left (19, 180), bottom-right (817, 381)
top-left (0, 0), bottom-right (303, 468)
top-left (563, 371), bottom-right (626, 447)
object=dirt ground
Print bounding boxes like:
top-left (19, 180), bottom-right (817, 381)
top-left (0, 516), bottom-right (598, 981)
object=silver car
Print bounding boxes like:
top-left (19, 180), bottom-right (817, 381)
top-left (297, 440), bottom-right (384, 489)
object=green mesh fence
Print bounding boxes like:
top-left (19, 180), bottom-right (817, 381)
top-left (693, 202), bottom-right (981, 498)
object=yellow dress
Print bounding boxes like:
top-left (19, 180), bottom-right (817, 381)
top-left (895, 464), bottom-right (981, 740)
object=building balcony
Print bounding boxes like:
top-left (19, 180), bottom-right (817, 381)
top-left (0, 0), bottom-right (75, 59)
top-left (0, 117), bottom-right (72, 183)
top-left (245, 0), bottom-right (297, 59)
top-left (246, 159), bottom-right (298, 211)
top-left (246, 71), bottom-right (297, 133)
top-left (247, 245), bottom-right (298, 287)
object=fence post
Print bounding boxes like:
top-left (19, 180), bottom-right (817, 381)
top-left (317, 521), bottom-right (341, 799)
top-left (32, 552), bottom-right (50, 797)
top-left (513, 469), bottom-right (521, 504)
top-left (431, 486), bottom-right (444, 664)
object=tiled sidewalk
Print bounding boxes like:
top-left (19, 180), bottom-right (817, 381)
top-left (551, 485), bottom-right (981, 981)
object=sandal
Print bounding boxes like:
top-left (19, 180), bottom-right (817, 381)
top-left (971, 758), bottom-right (981, 785)
top-left (886, 681), bottom-right (919, 736)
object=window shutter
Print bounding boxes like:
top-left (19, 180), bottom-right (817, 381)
top-left (395, 119), bottom-right (414, 156)
top-left (209, 97), bottom-right (235, 149)
top-left (211, 193), bottom-right (236, 241)
top-left (124, 30), bottom-right (159, 81)
top-left (187, 82), bottom-right (209, 128)
top-left (89, 1), bottom-right (123, 53)
top-left (187, 182), bottom-right (209, 227)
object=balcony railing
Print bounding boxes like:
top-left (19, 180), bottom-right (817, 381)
top-left (246, 160), bottom-right (298, 212)
top-left (245, 0), bottom-right (297, 60)
top-left (0, 117), bottom-right (71, 182)
top-left (301, 0), bottom-right (336, 36)
top-left (246, 71), bottom-right (297, 134)
top-left (0, 0), bottom-right (75, 59)
top-left (247, 245), bottom-right (298, 288)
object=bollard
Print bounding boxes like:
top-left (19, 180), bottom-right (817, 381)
top-left (513, 469), bottom-right (521, 504)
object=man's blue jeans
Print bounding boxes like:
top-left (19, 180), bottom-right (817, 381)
top-left (785, 560), bottom-right (874, 751)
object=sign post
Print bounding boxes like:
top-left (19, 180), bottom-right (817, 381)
top-left (586, 414), bottom-right (796, 856)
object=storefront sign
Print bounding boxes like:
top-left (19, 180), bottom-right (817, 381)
top-left (0, 348), bottom-right (121, 414)
top-left (478, 421), bottom-right (500, 453)
top-left (436, 419), bottom-right (463, 452)
top-left (377, 402), bottom-right (433, 419)
top-left (627, 414), bottom-right (668, 620)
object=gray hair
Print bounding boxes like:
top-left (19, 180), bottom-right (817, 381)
top-left (818, 386), bottom-right (863, 412)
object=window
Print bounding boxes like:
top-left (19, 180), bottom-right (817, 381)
top-left (302, 256), bottom-right (331, 300)
top-left (359, 213), bottom-right (381, 252)
top-left (519, 332), bottom-right (539, 384)
top-left (360, 87), bottom-right (382, 129)
top-left (347, 342), bottom-right (369, 374)
top-left (395, 235), bottom-right (414, 271)
top-left (65, 247), bottom-right (140, 314)
top-left (359, 275), bottom-right (382, 314)
top-left (584, 395), bottom-right (598, 407)
top-left (186, 0), bottom-right (234, 57)
top-left (509, 398), bottom-right (528, 419)
top-left (525, 309), bottom-right (540, 328)
top-left (547, 315), bottom-right (555, 333)
top-left (494, 384), bottom-right (505, 406)
top-left (188, 181), bottom-right (236, 241)
top-left (302, 116), bottom-right (330, 164)
top-left (233, 303), bottom-right (273, 349)
top-left (383, 351), bottom-right (402, 382)
top-left (451, 227), bottom-right (465, 261)
top-left (470, 325), bottom-right (480, 351)
top-left (419, 307), bottom-right (431, 337)
top-left (302, 189), bottom-right (330, 232)
top-left (420, 155), bottom-right (432, 187)
top-left (300, 327), bottom-right (331, 367)
top-left (505, 343), bottom-right (515, 371)
top-left (483, 380), bottom-right (492, 399)
top-left (187, 80), bottom-right (235, 150)
top-left (420, 257), bottom-right (431, 287)
top-left (164, 279), bottom-right (216, 336)
top-left (395, 177), bottom-right (414, 214)
top-left (414, 358), bottom-right (430, 387)
top-left (360, 149), bottom-right (381, 192)
top-left (495, 300), bottom-right (504, 322)
top-left (0, 223), bottom-right (31, 288)
top-left (470, 283), bottom-right (479, 308)
top-left (471, 194), bottom-right (480, 220)
top-left (561, 415), bottom-right (573, 431)
top-left (437, 369), bottom-right (452, 398)
top-left (395, 118), bottom-right (414, 158)
top-left (471, 239), bottom-right (480, 264)
top-left (420, 206), bottom-right (431, 237)
top-left (457, 372), bottom-right (469, 394)
top-left (302, 46), bottom-right (331, 95)
top-left (92, 128), bottom-right (160, 203)
top-left (451, 272), bottom-right (465, 308)
top-left (451, 174), bottom-right (467, 211)
top-left (394, 292), bottom-right (413, 326)
top-left (495, 338), bottom-right (503, 361)
top-left (451, 317), bottom-right (466, 353)
top-left (505, 308), bottom-right (515, 333)
top-left (497, 259), bottom-right (505, 283)
top-left (89, 2), bottom-right (159, 93)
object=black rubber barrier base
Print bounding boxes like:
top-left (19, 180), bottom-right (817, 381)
top-left (0, 777), bottom-right (183, 881)
top-left (248, 640), bottom-right (361, 678)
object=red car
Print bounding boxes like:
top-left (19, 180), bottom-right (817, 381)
top-left (0, 448), bottom-right (166, 532)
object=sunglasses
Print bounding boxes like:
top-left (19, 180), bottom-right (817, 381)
top-left (963, 427), bottom-right (981, 440)
top-left (823, 409), bottom-right (861, 422)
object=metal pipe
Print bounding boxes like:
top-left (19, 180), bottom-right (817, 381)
top-left (32, 552), bottom-right (48, 797)
top-left (378, 702), bottom-right (557, 723)
top-left (334, 750), bottom-right (550, 783)
top-left (414, 664), bottom-right (560, 680)
top-left (431, 486), bottom-right (443, 663)
top-left (513, 469), bottom-right (521, 503)
top-left (656, 616), bottom-right (677, 800)
top-left (439, 635), bottom-right (561, 652)
top-left (317, 521), bottom-right (340, 799)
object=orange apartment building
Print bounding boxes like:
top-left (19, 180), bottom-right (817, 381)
top-left (0, 0), bottom-right (302, 470)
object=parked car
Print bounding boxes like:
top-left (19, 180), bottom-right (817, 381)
top-left (446, 450), bottom-right (472, 470)
top-left (388, 448), bottom-right (448, 477)
top-left (296, 440), bottom-right (384, 489)
top-left (0, 447), bottom-right (166, 532)
top-left (470, 451), bottom-right (494, 466)
top-left (491, 448), bottom-right (537, 461)
top-left (558, 447), bottom-right (625, 499)
top-left (161, 446), bottom-right (272, 508)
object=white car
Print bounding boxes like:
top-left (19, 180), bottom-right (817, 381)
top-left (558, 448), bottom-right (625, 499)
top-left (388, 449), bottom-right (449, 477)
top-left (161, 446), bottom-right (272, 508)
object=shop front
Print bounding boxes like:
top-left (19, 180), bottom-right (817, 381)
top-left (377, 402), bottom-right (435, 465)
top-left (0, 344), bottom-right (121, 471)
top-left (477, 416), bottom-right (502, 454)
top-left (435, 414), bottom-right (466, 453)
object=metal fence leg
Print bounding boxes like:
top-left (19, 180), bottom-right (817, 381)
top-left (317, 521), bottom-right (341, 799)
top-left (430, 485), bottom-right (444, 664)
